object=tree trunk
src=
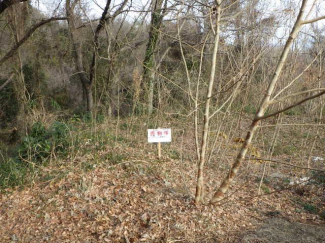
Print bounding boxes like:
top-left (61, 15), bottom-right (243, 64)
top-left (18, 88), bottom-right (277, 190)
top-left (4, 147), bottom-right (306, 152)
top-left (66, 0), bottom-right (93, 112)
top-left (210, 0), bottom-right (309, 204)
top-left (33, 52), bottom-right (44, 109)
top-left (7, 2), bottom-right (29, 129)
top-left (195, 1), bottom-right (221, 204)
top-left (141, 0), bottom-right (165, 115)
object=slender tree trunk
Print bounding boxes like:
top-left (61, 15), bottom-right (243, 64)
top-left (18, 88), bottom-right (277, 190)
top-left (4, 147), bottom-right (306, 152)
top-left (195, 1), bottom-right (221, 204)
top-left (12, 54), bottom-right (28, 127)
top-left (210, 0), bottom-right (309, 204)
top-left (142, 0), bottom-right (165, 115)
top-left (33, 52), bottom-right (44, 109)
top-left (7, 2), bottom-right (29, 129)
top-left (89, 0), bottom-right (111, 85)
top-left (66, 0), bottom-right (93, 112)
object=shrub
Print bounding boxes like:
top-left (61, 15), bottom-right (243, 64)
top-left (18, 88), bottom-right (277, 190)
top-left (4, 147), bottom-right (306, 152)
top-left (18, 121), bottom-right (70, 162)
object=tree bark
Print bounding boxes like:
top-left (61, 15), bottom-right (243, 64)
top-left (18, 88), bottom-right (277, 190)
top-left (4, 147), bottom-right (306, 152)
top-left (89, 0), bottom-right (112, 85)
top-left (142, 0), bottom-right (166, 115)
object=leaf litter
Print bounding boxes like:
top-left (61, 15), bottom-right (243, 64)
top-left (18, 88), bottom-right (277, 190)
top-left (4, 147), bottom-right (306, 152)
top-left (0, 124), bottom-right (324, 242)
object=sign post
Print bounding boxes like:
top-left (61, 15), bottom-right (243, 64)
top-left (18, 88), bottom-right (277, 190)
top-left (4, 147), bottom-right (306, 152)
top-left (148, 128), bottom-right (171, 159)
top-left (157, 142), bottom-right (161, 159)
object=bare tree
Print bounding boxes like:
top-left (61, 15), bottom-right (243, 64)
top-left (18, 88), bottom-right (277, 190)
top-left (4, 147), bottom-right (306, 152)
top-left (210, 0), bottom-right (325, 204)
top-left (195, 0), bottom-right (222, 204)
top-left (66, 0), bottom-right (129, 113)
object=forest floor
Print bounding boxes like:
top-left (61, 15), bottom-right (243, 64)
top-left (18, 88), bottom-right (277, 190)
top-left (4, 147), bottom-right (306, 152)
top-left (0, 115), bottom-right (324, 242)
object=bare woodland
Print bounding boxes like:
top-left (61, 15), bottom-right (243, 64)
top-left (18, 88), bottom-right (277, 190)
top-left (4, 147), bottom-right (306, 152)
top-left (0, 0), bottom-right (325, 242)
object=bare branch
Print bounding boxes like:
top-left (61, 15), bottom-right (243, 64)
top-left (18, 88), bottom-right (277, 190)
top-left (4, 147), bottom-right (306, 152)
top-left (0, 73), bottom-right (14, 92)
top-left (0, 17), bottom-right (67, 67)
top-left (76, 18), bottom-right (100, 29)
top-left (301, 15), bottom-right (325, 25)
top-left (271, 88), bottom-right (325, 105)
top-left (257, 90), bottom-right (325, 121)
top-left (0, 0), bottom-right (27, 15)
top-left (272, 53), bottom-right (320, 100)
top-left (111, 0), bottom-right (128, 19)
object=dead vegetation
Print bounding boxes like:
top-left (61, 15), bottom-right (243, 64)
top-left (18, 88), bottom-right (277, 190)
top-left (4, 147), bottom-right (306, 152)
top-left (0, 116), bottom-right (324, 242)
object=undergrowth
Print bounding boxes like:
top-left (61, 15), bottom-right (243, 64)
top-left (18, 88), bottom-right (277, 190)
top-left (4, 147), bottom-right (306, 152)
top-left (18, 121), bottom-right (70, 162)
top-left (0, 116), bottom-right (132, 191)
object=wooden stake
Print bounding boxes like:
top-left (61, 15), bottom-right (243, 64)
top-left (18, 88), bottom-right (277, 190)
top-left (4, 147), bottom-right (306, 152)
top-left (157, 127), bottom-right (162, 159)
top-left (157, 142), bottom-right (161, 159)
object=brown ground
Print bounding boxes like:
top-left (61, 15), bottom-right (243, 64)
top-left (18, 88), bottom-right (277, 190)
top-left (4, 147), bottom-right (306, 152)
top-left (1, 155), bottom-right (324, 242)
top-left (0, 116), bottom-right (324, 242)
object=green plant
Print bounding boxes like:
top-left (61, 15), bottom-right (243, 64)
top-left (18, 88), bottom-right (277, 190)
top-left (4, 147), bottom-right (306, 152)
top-left (284, 106), bottom-right (303, 116)
top-left (81, 161), bottom-right (97, 172)
top-left (283, 145), bottom-right (297, 155)
top-left (261, 185), bottom-right (270, 194)
top-left (105, 152), bottom-right (125, 165)
top-left (243, 104), bottom-right (257, 114)
top-left (283, 178), bottom-right (291, 184)
top-left (0, 157), bottom-right (29, 190)
top-left (303, 203), bottom-right (319, 214)
top-left (82, 112), bottom-right (92, 122)
top-left (0, 78), bottom-right (19, 127)
top-left (169, 150), bottom-right (180, 159)
top-left (311, 171), bottom-right (325, 185)
top-left (96, 113), bottom-right (105, 123)
top-left (70, 114), bottom-right (81, 123)
top-left (18, 121), bottom-right (70, 162)
top-left (50, 98), bottom-right (61, 111)
top-left (120, 122), bottom-right (128, 130)
top-left (255, 177), bottom-right (270, 185)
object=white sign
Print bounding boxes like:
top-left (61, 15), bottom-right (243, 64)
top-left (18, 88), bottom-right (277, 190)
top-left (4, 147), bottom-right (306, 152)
top-left (148, 128), bottom-right (171, 143)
